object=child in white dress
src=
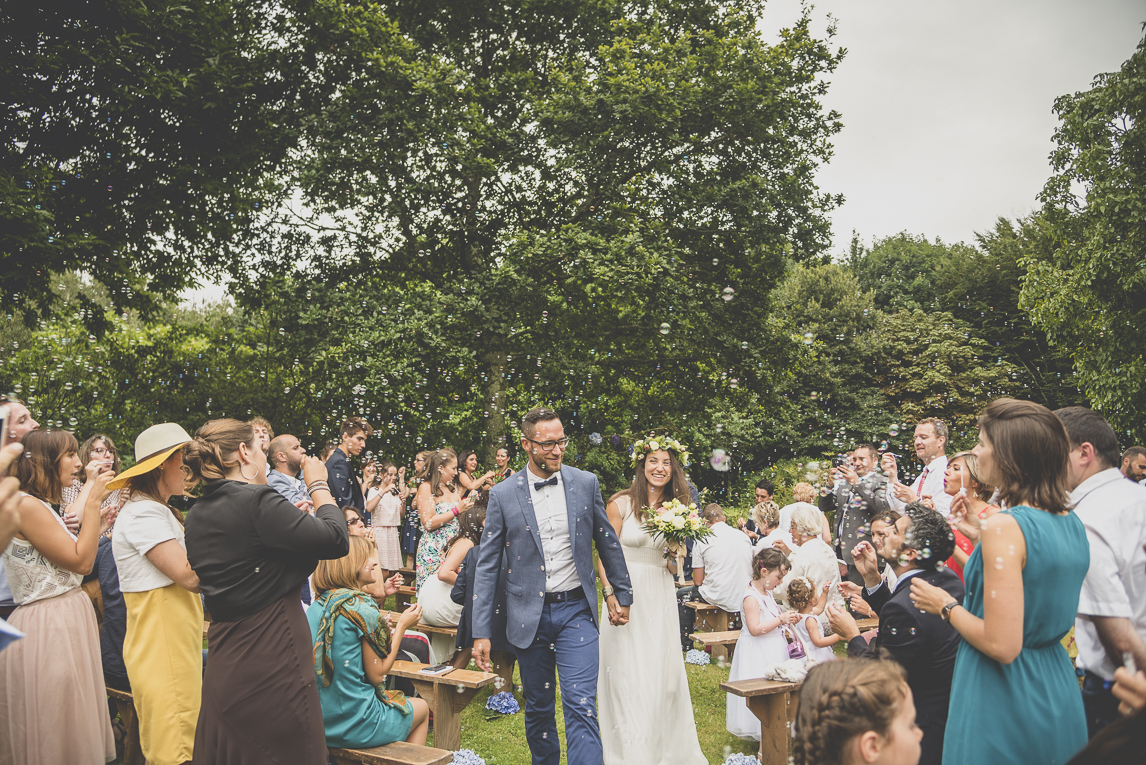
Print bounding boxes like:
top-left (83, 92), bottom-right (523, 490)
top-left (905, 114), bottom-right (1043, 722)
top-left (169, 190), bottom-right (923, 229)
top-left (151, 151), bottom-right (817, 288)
top-left (786, 577), bottom-right (839, 664)
top-left (726, 547), bottom-right (800, 740)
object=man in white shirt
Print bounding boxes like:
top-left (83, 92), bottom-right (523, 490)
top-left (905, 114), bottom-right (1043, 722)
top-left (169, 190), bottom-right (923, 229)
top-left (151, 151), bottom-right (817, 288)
top-left (881, 418), bottom-right (952, 517)
top-left (678, 505), bottom-right (754, 642)
top-left (1120, 446), bottom-right (1146, 483)
top-left (1056, 407), bottom-right (1146, 739)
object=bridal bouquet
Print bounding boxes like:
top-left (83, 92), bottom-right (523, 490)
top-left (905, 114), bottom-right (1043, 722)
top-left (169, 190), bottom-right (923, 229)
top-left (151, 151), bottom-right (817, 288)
top-left (642, 498), bottom-right (711, 558)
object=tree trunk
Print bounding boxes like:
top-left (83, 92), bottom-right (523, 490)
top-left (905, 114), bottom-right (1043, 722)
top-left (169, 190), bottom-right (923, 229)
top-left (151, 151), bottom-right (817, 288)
top-left (481, 344), bottom-right (508, 466)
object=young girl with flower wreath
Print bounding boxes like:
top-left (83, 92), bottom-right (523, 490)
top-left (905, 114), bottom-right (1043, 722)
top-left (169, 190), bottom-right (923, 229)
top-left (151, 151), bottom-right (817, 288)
top-left (596, 434), bottom-right (707, 765)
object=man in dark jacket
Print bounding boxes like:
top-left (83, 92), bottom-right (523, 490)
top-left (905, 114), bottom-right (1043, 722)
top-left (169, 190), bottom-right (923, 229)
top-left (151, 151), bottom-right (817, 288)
top-left (828, 502), bottom-right (962, 765)
top-left (326, 417), bottom-right (371, 515)
top-left (820, 443), bottom-right (891, 585)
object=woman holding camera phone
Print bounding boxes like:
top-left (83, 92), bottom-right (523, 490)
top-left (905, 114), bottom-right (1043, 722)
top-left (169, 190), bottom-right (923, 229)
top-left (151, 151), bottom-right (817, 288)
top-left (0, 429), bottom-right (117, 765)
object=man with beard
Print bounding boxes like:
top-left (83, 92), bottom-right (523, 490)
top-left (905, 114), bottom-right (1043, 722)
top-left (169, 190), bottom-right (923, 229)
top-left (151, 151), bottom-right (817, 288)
top-left (827, 502), bottom-right (962, 765)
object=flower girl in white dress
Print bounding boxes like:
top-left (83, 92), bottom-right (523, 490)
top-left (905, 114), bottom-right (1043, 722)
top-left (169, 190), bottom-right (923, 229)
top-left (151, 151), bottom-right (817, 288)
top-left (786, 577), bottom-right (839, 664)
top-left (727, 547), bottom-right (801, 740)
top-left (597, 444), bottom-right (706, 765)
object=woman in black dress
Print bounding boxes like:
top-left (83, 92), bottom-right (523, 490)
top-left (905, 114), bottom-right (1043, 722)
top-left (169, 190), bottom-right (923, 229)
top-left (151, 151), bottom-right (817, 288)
top-left (183, 419), bottom-right (348, 765)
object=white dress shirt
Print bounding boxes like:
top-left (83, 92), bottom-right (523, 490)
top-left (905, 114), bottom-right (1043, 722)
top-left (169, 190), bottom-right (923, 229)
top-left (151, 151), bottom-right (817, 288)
top-left (1072, 467), bottom-right (1146, 680)
top-left (692, 521), bottom-right (755, 613)
top-left (526, 464), bottom-right (579, 593)
top-left (888, 454), bottom-right (952, 517)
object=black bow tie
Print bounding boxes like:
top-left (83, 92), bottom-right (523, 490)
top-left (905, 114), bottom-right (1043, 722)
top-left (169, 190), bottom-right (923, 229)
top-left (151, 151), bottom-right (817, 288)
top-left (534, 476), bottom-right (558, 490)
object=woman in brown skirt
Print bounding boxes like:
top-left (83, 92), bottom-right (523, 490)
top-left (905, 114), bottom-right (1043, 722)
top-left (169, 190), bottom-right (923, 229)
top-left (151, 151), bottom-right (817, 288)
top-left (182, 419), bottom-right (348, 764)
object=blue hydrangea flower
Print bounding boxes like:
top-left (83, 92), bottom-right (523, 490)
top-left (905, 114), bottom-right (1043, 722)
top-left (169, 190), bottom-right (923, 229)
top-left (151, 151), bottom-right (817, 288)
top-left (589, 432), bottom-right (603, 445)
top-left (610, 434), bottom-right (621, 446)
top-left (484, 691), bottom-right (520, 714)
top-left (722, 754), bottom-right (759, 765)
top-left (451, 749), bottom-right (486, 765)
top-left (685, 649), bottom-right (711, 666)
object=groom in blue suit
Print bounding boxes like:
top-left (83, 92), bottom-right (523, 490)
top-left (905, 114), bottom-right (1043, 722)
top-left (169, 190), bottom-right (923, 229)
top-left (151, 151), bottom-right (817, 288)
top-left (473, 407), bottom-right (633, 765)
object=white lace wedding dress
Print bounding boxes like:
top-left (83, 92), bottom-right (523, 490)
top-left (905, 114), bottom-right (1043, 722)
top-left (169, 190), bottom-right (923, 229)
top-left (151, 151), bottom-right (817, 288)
top-left (598, 496), bottom-right (706, 765)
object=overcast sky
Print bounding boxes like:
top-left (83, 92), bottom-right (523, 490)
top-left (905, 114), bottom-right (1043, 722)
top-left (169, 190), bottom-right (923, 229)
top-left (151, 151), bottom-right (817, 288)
top-left (757, 0), bottom-right (1145, 257)
top-left (182, 2), bottom-right (1144, 302)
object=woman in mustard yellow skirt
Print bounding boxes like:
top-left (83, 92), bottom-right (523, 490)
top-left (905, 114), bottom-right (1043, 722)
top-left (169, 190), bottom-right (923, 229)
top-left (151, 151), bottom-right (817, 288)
top-left (110, 423), bottom-right (203, 765)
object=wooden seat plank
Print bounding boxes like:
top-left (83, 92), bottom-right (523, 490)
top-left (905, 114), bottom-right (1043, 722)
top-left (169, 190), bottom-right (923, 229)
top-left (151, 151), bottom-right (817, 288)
top-left (106, 688), bottom-right (144, 765)
top-left (328, 741), bottom-right (453, 765)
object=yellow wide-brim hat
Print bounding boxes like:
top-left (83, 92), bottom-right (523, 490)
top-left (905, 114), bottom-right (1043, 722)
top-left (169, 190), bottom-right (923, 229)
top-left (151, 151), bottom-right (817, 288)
top-left (107, 423), bottom-right (193, 491)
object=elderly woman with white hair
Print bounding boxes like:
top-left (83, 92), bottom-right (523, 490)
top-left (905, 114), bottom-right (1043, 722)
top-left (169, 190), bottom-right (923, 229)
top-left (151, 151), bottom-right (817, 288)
top-left (776, 503), bottom-right (844, 619)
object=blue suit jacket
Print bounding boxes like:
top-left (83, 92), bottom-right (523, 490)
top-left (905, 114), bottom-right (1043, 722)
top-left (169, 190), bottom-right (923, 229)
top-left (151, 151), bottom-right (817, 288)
top-left (472, 465), bottom-right (633, 649)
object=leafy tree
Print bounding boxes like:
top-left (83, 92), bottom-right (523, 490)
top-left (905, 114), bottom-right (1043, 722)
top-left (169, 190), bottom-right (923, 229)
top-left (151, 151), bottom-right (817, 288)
top-left (870, 309), bottom-right (1020, 454)
top-left (259, 0), bottom-right (845, 461)
top-left (847, 232), bottom-right (978, 311)
top-left (1, 1), bottom-right (308, 324)
top-left (1025, 30), bottom-right (1146, 440)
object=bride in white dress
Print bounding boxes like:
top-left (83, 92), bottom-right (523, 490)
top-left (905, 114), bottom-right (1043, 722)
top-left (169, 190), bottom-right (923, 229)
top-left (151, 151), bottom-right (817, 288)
top-left (597, 445), bottom-right (706, 765)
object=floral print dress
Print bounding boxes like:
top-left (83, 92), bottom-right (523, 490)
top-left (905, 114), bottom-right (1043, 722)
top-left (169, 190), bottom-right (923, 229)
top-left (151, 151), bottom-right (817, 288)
top-left (414, 502), bottom-right (460, 591)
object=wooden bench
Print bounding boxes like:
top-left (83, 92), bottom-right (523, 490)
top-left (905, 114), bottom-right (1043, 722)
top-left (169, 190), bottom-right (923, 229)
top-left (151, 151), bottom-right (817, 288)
top-left (690, 630), bottom-right (739, 662)
top-left (396, 567), bottom-right (416, 587)
top-left (106, 687), bottom-right (144, 765)
top-left (386, 660), bottom-right (497, 751)
top-left (721, 678), bottom-right (801, 765)
top-left (328, 741), bottom-right (453, 765)
top-left (395, 585), bottom-right (417, 610)
top-left (686, 601), bottom-right (734, 658)
top-left (854, 616), bottom-right (879, 632)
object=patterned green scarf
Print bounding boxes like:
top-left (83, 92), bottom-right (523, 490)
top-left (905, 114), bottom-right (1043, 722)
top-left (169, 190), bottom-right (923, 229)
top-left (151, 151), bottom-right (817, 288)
top-left (312, 588), bottom-right (411, 714)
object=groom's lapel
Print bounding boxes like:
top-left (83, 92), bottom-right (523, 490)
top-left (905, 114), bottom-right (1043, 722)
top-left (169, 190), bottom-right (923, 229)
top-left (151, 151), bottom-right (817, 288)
top-left (515, 469), bottom-right (545, 558)
top-left (561, 466), bottom-right (579, 561)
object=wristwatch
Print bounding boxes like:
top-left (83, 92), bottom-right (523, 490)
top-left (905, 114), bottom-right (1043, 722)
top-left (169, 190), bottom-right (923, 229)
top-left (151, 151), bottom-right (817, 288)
top-left (603, 585), bottom-right (615, 598)
top-left (941, 601), bottom-right (960, 622)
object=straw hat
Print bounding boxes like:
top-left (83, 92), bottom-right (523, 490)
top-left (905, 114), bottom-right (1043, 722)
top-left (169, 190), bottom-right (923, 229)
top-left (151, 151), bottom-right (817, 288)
top-left (107, 423), bottom-right (192, 491)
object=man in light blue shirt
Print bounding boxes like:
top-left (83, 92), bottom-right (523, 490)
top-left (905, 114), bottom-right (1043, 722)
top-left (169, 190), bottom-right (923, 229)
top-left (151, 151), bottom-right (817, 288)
top-left (266, 434), bottom-right (311, 510)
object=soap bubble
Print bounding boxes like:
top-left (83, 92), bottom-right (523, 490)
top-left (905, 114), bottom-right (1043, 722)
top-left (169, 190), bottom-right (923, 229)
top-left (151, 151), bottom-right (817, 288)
top-left (721, 287), bottom-right (735, 301)
top-left (658, 323), bottom-right (670, 335)
top-left (888, 424), bottom-right (900, 437)
top-left (802, 332), bottom-right (814, 345)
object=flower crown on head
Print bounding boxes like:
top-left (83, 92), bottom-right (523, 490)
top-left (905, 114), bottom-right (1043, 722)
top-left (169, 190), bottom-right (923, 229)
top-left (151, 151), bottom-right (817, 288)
top-left (631, 434), bottom-right (690, 468)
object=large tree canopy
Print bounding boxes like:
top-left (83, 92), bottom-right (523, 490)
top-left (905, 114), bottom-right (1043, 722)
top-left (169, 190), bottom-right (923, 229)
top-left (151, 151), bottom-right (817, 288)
top-left (256, 0), bottom-right (845, 459)
top-left (1024, 30), bottom-right (1146, 441)
top-left (1, 1), bottom-right (308, 323)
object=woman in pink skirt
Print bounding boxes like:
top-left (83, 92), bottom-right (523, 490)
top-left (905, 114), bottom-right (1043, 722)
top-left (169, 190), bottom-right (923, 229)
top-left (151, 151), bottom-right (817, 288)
top-left (367, 461), bottom-right (406, 578)
top-left (0, 430), bottom-right (117, 765)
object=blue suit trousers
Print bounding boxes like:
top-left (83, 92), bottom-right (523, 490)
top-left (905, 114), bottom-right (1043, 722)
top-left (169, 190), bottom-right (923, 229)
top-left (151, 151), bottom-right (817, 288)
top-left (516, 598), bottom-right (601, 765)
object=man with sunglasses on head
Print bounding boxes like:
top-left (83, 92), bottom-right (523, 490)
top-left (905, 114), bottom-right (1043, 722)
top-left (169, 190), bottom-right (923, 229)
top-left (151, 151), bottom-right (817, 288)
top-left (472, 406), bottom-right (633, 765)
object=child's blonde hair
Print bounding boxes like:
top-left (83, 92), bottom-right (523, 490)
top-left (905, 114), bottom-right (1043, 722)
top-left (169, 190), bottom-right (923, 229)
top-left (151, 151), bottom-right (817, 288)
top-left (312, 536), bottom-right (375, 595)
top-left (793, 658), bottom-right (909, 765)
top-left (787, 577), bottom-right (816, 612)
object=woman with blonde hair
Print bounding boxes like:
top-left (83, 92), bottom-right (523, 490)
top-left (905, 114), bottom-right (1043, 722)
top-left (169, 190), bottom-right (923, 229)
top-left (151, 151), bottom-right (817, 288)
top-left (0, 429), bottom-right (117, 764)
top-left (308, 536), bottom-right (430, 748)
top-left (940, 450), bottom-right (999, 577)
top-left (183, 418), bottom-right (349, 765)
top-left (778, 482), bottom-right (831, 547)
top-left (109, 423), bottom-right (202, 765)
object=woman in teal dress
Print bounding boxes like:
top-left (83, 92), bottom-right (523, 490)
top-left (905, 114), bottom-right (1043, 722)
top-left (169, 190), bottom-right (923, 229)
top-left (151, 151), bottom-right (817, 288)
top-left (910, 399), bottom-right (1088, 765)
top-left (308, 536), bottom-right (430, 748)
top-left (413, 449), bottom-right (471, 591)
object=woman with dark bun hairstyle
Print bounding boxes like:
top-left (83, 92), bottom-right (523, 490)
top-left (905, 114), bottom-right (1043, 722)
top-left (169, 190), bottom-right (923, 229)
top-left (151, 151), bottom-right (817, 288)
top-left (182, 419), bottom-right (349, 765)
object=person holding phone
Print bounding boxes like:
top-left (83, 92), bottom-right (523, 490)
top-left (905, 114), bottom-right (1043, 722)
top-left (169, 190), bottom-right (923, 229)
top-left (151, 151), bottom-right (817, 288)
top-left (0, 397), bottom-right (40, 619)
top-left (0, 429), bottom-right (117, 764)
top-left (59, 433), bottom-right (123, 533)
top-left (308, 536), bottom-right (430, 748)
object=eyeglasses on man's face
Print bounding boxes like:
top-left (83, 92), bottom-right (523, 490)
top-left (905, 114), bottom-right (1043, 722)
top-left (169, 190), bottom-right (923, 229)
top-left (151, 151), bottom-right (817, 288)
top-left (525, 436), bottom-right (571, 452)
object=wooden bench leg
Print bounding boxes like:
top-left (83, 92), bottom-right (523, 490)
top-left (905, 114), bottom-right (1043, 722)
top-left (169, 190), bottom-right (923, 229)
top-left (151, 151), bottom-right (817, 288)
top-left (409, 678), bottom-right (479, 752)
top-left (747, 692), bottom-right (794, 765)
top-left (113, 697), bottom-right (145, 765)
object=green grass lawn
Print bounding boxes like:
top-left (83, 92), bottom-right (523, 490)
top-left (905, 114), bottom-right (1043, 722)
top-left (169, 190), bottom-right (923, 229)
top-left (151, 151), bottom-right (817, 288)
top-left (437, 656), bottom-right (760, 765)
